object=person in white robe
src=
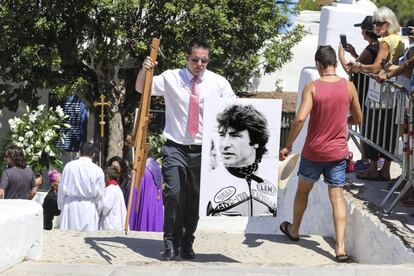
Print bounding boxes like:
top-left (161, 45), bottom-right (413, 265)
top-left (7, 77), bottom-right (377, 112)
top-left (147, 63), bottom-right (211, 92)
top-left (99, 166), bottom-right (127, 231)
top-left (58, 142), bottom-right (105, 231)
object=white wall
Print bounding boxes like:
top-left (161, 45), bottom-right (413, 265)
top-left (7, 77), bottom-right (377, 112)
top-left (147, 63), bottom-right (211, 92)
top-left (253, 1), bottom-right (377, 92)
top-left (318, 4), bottom-right (377, 78)
top-left (252, 11), bottom-right (320, 92)
top-left (0, 200), bottom-right (43, 272)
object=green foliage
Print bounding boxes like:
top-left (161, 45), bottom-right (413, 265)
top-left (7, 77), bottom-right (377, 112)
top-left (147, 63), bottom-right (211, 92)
top-left (6, 105), bottom-right (70, 172)
top-left (0, 1), bottom-right (304, 99)
top-left (298, 0), bottom-right (321, 11)
top-left (148, 132), bottom-right (167, 163)
top-left (373, 0), bottom-right (414, 25)
top-left (0, 1), bottom-right (304, 154)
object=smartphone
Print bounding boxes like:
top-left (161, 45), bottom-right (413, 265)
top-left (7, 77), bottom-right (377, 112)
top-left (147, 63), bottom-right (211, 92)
top-left (401, 27), bottom-right (411, 36)
top-left (340, 34), bottom-right (347, 47)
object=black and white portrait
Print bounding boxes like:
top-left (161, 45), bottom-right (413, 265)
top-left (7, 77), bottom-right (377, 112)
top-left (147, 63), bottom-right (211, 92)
top-left (199, 98), bottom-right (282, 217)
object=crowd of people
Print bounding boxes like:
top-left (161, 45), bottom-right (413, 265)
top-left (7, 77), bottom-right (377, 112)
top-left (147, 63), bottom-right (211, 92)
top-left (279, 5), bottom-right (414, 262)
top-left (0, 141), bottom-right (164, 233)
top-left (338, 7), bottom-right (414, 206)
top-left (1, 5), bottom-right (414, 263)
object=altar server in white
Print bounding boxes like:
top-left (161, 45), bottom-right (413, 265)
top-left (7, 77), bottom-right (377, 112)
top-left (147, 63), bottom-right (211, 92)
top-left (58, 142), bottom-right (105, 231)
top-left (99, 166), bottom-right (127, 231)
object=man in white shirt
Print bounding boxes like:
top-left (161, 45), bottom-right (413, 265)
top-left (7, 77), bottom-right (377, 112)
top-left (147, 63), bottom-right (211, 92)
top-left (58, 142), bottom-right (105, 231)
top-left (135, 38), bottom-right (235, 260)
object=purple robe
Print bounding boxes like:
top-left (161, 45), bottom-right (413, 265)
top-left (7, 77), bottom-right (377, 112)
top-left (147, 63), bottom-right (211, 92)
top-left (127, 158), bottom-right (163, 231)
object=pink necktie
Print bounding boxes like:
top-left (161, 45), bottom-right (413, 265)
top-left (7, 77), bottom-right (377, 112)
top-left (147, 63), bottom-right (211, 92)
top-left (188, 76), bottom-right (200, 136)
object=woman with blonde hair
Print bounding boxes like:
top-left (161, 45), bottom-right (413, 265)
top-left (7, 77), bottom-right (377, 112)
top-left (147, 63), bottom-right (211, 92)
top-left (351, 6), bottom-right (405, 73)
top-left (348, 6), bottom-right (405, 182)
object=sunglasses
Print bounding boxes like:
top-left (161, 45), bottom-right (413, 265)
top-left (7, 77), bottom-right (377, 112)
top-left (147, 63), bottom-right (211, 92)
top-left (373, 21), bottom-right (387, 26)
top-left (190, 57), bottom-right (209, 64)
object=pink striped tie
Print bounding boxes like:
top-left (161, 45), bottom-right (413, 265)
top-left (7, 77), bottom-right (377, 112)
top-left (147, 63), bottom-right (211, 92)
top-left (188, 76), bottom-right (200, 136)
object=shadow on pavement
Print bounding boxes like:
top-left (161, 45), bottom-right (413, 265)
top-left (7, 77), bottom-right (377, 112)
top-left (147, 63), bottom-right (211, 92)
top-left (174, 254), bottom-right (239, 263)
top-left (242, 233), bottom-right (334, 261)
top-left (85, 236), bottom-right (161, 264)
top-left (84, 236), bottom-right (238, 264)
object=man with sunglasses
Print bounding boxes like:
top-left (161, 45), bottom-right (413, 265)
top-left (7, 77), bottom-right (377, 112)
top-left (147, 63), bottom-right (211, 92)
top-left (135, 38), bottom-right (235, 261)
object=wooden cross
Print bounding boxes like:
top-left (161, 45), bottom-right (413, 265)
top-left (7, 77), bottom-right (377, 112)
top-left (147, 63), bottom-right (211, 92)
top-left (93, 95), bottom-right (112, 138)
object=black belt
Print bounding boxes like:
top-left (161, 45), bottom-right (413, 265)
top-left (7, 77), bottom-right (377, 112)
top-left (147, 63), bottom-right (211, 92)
top-left (166, 139), bottom-right (202, 152)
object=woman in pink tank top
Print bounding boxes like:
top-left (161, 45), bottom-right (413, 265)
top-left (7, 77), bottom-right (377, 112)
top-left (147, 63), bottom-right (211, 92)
top-left (279, 46), bottom-right (362, 262)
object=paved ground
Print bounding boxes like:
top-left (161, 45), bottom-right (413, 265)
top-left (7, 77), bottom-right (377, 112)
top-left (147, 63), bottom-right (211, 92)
top-left (11, 230), bottom-right (340, 266)
top-left (6, 262), bottom-right (414, 276)
top-left (5, 145), bottom-right (414, 275)
top-left (4, 230), bottom-right (414, 275)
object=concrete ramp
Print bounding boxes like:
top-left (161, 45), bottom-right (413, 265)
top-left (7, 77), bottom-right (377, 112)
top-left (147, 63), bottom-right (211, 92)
top-left (0, 200), bottom-right (43, 272)
top-left (4, 228), bottom-right (414, 275)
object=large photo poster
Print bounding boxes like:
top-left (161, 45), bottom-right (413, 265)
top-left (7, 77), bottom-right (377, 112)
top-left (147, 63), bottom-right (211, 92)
top-left (199, 98), bottom-right (282, 217)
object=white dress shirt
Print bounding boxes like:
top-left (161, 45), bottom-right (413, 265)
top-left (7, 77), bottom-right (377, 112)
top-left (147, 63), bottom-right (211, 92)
top-left (151, 68), bottom-right (235, 145)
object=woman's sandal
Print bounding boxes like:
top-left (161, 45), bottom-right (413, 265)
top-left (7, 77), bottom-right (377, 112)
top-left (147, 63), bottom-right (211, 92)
top-left (335, 254), bottom-right (349, 262)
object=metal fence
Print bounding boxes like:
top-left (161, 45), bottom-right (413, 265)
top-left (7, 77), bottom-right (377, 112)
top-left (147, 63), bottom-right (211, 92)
top-left (348, 72), bottom-right (413, 213)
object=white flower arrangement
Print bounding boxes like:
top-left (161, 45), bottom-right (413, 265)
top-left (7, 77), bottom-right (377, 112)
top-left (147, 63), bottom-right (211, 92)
top-left (7, 104), bottom-right (70, 172)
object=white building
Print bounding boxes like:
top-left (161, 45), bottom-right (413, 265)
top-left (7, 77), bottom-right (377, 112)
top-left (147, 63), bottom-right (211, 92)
top-left (253, 0), bottom-right (377, 92)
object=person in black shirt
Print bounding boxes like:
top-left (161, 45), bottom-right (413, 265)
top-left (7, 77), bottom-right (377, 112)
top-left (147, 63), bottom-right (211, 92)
top-left (0, 145), bottom-right (36, 199)
top-left (43, 169), bottom-right (61, 230)
top-left (338, 15), bottom-right (380, 174)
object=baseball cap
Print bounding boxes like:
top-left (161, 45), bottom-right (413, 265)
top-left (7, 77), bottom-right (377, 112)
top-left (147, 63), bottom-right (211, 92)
top-left (354, 16), bottom-right (374, 30)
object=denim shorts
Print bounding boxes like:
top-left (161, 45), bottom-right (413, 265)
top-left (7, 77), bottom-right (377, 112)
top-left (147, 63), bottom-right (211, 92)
top-left (298, 155), bottom-right (346, 187)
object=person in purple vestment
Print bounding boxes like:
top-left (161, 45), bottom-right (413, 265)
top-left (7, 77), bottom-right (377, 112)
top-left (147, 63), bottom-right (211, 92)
top-left (127, 157), bottom-right (163, 231)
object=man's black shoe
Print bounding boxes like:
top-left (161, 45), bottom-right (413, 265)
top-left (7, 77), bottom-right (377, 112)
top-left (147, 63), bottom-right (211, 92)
top-left (181, 246), bottom-right (195, 259)
top-left (161, 249), bottom-right (179, 261)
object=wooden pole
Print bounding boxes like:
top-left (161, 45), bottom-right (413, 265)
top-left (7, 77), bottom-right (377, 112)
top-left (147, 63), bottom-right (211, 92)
top-left (125, 38), bottom-right (160, 234)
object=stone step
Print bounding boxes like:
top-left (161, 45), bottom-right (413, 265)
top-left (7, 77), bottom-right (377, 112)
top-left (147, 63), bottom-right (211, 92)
top-left (5, 262), bottom-right (414, 276)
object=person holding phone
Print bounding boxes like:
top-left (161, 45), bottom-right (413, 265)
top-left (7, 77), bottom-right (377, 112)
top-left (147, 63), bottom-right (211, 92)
top-left (376, 17), bottom-right (414, 155)
top-left (347, 7), bottom-right (404, 182)
top-left (379, 17), bottom-right (414, 89)
top-left (338, 16), bottom-right (380, 73)
top-left (393, 17), bottom-right (414, 129)
top-left (340, 34), bottom-right (347, 48)
top-left (377, 17), bottom-right (414, 206)
top-left (401, 26), bottom-right (413, 36)
top-left (377, 17), bottom-right (414, 82)
top-left (349, 7), bottom-right (404, 74)
top-left (338, 15), bottom-right (380, 172)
